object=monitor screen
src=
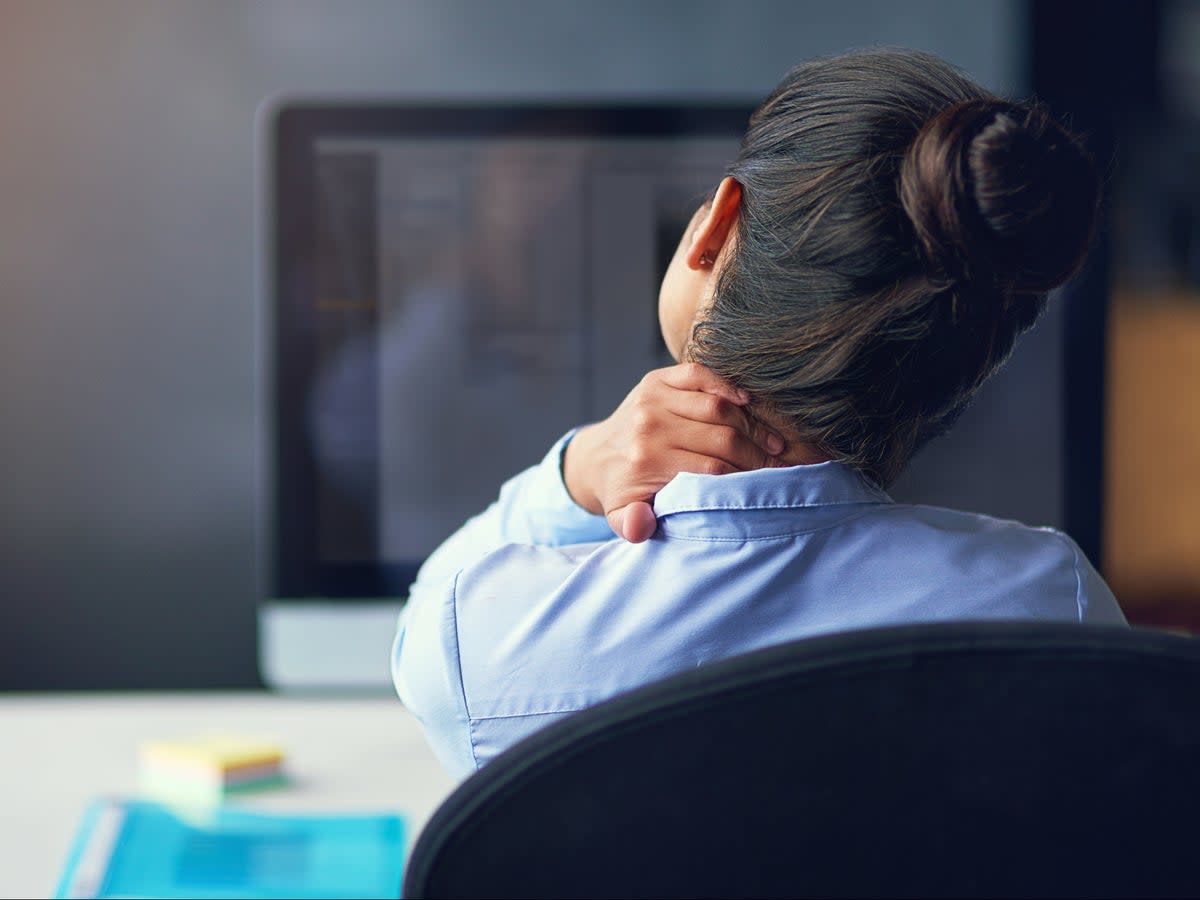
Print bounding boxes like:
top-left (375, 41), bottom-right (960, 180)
top-left (270, 106), bottom-right (751, 601)
top-left (267, 103), bottom-right (1093, 608)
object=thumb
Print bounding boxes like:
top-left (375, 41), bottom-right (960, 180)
top-left (607, 501), bottom-right (659, 543)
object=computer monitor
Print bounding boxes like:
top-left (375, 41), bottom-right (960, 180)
top-left (259, 102), bottom-right (1098, 689)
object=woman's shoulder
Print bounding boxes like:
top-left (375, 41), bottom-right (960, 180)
top-left (451, 538), bottom-right (616, 608)
top-left (873, 501), bottom-right (1080, 544)
top-left (851, 501), bottom-right (1096, 585)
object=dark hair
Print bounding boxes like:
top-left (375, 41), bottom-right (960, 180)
top-left (689, 49), bottom-right (1100, 487)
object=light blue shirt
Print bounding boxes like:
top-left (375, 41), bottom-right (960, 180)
top-left (392, 432), bottom-right (1127, 778)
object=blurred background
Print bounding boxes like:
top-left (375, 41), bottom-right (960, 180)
top-left (0, 0), bottom-right (1195, 690)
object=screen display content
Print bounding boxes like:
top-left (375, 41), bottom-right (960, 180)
top-left (272, 108), bottom-right (749, 600)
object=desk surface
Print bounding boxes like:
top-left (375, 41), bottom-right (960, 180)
top-left (0, 692), bottom-right (457, 899)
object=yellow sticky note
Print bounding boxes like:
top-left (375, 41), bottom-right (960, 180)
top-left (139, 734), bottom-right (284, 775)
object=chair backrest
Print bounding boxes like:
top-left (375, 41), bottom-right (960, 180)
top-left (402, 622), bottom-right (1200, 899)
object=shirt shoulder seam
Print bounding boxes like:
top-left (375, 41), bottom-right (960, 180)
top-left (659, 507), bottom-right (880, 542)
top-left (1044, 528), bottom-right (1086, 622)
top-left (448, 570), bottom-right (481, 769)
top-left (657, 498), bottom-right (888, 516)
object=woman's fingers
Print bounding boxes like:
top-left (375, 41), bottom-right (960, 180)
top-left (605, 450), bottom-right (740, 542)
top-left (652, 363), bottom-right (784, 458)
top-left (673, 449), bottom-right (746, 477)
top-left (588, 362), bottom-right (788, 543)
top-left (662, 390), bottom-right (785, 458)
top-left (657, 421), bottom-right (762, 473)
top-left (654, 361), bottom-right (749, 406)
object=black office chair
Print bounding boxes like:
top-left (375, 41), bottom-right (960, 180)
top-left (403, 621), bottom-right (1200, 899)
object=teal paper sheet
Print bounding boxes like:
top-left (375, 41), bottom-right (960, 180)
top-left (54, 798), bottom-right (406, 899)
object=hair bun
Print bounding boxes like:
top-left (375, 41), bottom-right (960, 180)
top-left (899, 98), bottom-right (1100, 293)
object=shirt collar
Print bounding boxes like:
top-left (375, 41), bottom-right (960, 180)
top-left (653, 461), bottom-right (891, 517)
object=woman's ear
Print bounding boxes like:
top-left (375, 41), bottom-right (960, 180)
top-left (685, 177), bottom-right (742, 271)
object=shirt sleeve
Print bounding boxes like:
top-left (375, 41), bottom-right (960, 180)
top-left (393, 429), bottom-right (612, 777)
top-left (391, 573), bottom-right (478, 777)
top-left (406, 429), bottom-right (612, 592)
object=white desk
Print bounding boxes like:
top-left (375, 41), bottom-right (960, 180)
top-left (0, 693), bottom-right (457, 899)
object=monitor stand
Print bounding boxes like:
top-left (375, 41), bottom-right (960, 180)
top-left (259, 602), bottom-right (403, 691)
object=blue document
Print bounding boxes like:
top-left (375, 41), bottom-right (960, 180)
top-left (55, 798), bottom-right (406, 899)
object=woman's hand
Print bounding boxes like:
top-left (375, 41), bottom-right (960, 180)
top-left (562, 362), bottom-right (784, 543)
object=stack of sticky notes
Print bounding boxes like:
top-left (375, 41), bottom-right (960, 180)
top-left (139, 734), bottom-right (287, 803)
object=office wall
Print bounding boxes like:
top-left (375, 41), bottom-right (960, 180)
top-left (0, 0), bottom-right (1022, 688)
